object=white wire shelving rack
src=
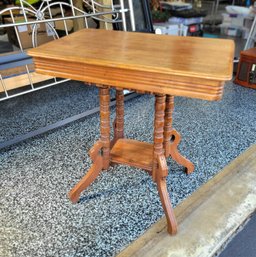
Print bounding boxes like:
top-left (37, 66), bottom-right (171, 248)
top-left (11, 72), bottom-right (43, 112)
top-left (0, 0), bottom-right (136, 101)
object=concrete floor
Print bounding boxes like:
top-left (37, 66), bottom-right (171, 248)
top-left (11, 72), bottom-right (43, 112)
top-left (219, 212), bottom-right (256, 257)
top-left (117, 145), bottom-right (256, 257)
top-left (1, 79), bottom-right (256, 257)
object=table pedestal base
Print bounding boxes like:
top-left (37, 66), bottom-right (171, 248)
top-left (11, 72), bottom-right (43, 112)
top-left (68, 87), bottom-right (194, 235)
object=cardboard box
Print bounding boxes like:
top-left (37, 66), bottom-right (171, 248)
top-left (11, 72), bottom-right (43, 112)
top-left (220, 24), bottom-right (243, 37)
top-left (5, 17), bottom-right (55, 49)
top-left (153, 23), bottom-right (188, 36)
top-left (222, 13), bottom-right (245, 27)
top-left (154, 23), bottom-right (180, 35)
top-left (55, 19), bottom-right (73, 32)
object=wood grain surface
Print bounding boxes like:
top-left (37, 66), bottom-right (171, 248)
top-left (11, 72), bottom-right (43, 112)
top-left (28, 29), bottom-right (236, 234)
top-left (28, 29), bottom-right (235, 101)
top-left (110, 139), bottom-right (153, 171)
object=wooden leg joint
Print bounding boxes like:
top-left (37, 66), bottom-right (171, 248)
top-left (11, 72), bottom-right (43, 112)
top-left (155, 153), bottom-right (178, 235)
top-left (169, 129), bottom-right (195, 174)
top-left (68, 141), bottom-right (104, 204)
top-left (89, 140), bottom-right (103, 161)
top-left (157, 154), bottom-right (168, 178)
top-left (163, 95), bottom-right (194, 174)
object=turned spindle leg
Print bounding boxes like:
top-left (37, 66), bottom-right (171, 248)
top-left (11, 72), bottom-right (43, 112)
top-left (152, 94), bottom-right (166, 180)
top-left (163, 95), bottom-right (174, 157)
top-left (100, 87), bottom-right (111, 169)
top-left (111, 90), bottom-right (124, 148)
top-left (164, 95), bottom-right (194, 174)
top-left (153, 94), bottom-right (177, 235)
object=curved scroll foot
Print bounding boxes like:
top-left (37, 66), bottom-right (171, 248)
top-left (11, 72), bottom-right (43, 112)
top-left (68, 141), bottom-right (104, 203)
top-left (169, 129), bottom-right (194, 174)
top-left (68, 155), bottom-right (103, 203)
top-left (156, 155), bottom-right (177, 235)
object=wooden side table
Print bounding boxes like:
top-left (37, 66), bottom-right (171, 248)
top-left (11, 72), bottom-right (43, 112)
top-left (28, 29), bottom-right (234, 234)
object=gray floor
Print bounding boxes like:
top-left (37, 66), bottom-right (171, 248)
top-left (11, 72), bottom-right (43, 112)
top-left (0, 81), bottom-right (115, 143)
top-left (1, 79), bottom-right (256, 257)
top-left (219, 212), bottom-right (256, 257)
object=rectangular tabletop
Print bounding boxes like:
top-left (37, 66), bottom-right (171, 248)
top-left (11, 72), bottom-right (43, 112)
top-left (28, 29), bottom-right (234, 101)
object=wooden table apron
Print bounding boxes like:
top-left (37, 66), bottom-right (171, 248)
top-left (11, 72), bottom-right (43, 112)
top-left (28, 29), bottom-right (234, 235)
